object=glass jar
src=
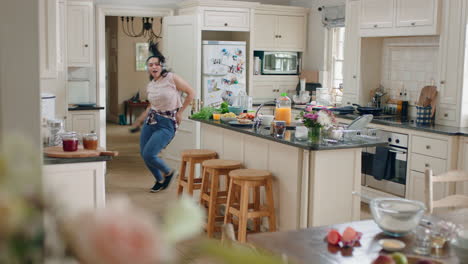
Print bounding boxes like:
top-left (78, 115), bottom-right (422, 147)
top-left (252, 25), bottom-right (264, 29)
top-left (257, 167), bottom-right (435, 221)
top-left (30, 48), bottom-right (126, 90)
top-left (47, 119), bottom-right (64, 146)
top-left (83, 133), bottom-right (98, 150)
top-left (61, 132), bottom-right (79, 152)
top-left (275, 93), bottom-right (292, 125)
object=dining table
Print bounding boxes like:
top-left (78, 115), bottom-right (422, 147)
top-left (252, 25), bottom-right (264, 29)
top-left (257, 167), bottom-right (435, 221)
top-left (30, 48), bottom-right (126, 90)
top-left (248, 209), bottom-right (468, 264)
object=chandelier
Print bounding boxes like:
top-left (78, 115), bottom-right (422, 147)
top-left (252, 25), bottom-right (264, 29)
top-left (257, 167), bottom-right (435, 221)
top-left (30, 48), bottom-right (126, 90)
top-left (120, 17), bottom-right (162, 44)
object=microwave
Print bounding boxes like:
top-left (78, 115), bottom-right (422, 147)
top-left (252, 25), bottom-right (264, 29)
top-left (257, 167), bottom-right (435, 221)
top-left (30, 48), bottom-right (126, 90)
top-left (255, 51), bottom-right (299, 75)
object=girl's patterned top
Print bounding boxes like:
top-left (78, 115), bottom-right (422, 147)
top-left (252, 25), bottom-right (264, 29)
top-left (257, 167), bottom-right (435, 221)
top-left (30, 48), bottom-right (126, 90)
top-left (146, 108), bottom-right (179, 130)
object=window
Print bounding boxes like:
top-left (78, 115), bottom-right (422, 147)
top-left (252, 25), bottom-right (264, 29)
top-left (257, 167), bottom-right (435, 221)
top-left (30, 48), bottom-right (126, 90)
top-left (328, 27), bottom-right (345, 89)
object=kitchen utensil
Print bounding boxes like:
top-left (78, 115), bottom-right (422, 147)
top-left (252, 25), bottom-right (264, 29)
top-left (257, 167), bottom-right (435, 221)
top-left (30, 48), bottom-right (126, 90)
top-left (44, 146), bottom-right (118, 158)
top-left (352, 104), bottom-right (383, 115)
top-left (347, 114), bottom-right (373, 131)
top-left (417, 85), bottom-right (438, 117)
top-left (330, 106), bottom-right (355, 115)
top-left (228, 106), bottom-right (243, 115)
top-left (370, 197), bottom-right (426, 237)
top-left (220, 116), bottom-right (237, 122)
top-left (261, 114), bottom-right (274, 125)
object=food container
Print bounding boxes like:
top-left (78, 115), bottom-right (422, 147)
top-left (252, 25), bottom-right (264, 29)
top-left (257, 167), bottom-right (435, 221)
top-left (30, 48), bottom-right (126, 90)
top-left (370, 197), bottom-right (425, 237)
top-left (83, 133), bottom-right (98, 150)
top-left (61, 132), bottom-right (79, 152)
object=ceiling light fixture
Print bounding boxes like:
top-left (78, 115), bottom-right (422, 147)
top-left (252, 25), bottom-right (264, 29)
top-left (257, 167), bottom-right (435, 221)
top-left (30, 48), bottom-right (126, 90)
top-left (120, 16), bottom-right (162, 44)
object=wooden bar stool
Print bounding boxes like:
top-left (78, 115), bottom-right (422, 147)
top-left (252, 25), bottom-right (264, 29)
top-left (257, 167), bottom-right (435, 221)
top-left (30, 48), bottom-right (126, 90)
top-left (200, 159), bottom-right (242, 238)
top-left (224, 169), bottom-right (276, 243)
top-left (177, 149), bottom-right (218, 196)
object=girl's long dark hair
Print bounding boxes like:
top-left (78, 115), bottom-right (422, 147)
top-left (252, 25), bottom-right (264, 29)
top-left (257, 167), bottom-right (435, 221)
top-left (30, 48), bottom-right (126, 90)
top-left (146, 42), bottom-right (169, 80)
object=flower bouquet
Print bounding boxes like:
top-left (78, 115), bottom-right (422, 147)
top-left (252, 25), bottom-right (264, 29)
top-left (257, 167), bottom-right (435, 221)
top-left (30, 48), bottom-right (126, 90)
top-left (300, 106), bottom-right (336, 143)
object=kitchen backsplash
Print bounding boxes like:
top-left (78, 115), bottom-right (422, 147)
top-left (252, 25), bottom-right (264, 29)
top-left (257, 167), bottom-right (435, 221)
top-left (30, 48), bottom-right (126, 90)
top-left (68, 67), bottom-right (96, 104)
top-left (380, 36), bottom-right (439, 105)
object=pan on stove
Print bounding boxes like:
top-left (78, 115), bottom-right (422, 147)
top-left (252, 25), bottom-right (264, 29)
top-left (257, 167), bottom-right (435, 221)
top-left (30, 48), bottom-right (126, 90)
top-left (352, 104), bottom-right (382, 116)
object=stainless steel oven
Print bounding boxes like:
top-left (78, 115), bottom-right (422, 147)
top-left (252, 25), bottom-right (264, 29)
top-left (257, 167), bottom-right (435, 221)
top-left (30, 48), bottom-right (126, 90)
top-left (361, 131), bottom-right (408, 197)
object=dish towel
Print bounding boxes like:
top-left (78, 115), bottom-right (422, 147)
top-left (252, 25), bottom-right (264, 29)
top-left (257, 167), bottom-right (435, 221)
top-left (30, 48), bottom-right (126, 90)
top-left (371, 147), bottom-right (389, 181)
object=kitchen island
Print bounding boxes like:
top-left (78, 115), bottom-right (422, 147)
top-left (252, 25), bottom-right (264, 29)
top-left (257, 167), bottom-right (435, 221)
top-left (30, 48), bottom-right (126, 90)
top-left (192, 119), bottom-right (387, 231)
top-left (43, 155), bottom-right (112, 215)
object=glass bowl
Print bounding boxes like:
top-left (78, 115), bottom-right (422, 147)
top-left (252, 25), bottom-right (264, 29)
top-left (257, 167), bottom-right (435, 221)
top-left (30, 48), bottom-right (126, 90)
top-left (370, 197), bottom-right (426, 237)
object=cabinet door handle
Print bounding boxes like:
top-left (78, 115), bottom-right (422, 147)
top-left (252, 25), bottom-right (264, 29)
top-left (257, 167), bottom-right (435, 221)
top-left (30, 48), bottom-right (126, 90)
top-left (425, 163), bottom-right (430, 167)
top-left (278, 35), bottom-right (282, 38)
top-left (373, 24), bottom-right (378, 28)
top-left (440, 80), bottom-right (445, 84)
top-left (275, 35), bottom-right (278, 38)
top-left (352, 75), bottom-right (357, 79)
top-left (224, 23), bottom-right (228, 26)
top-left (411, 22), bottom-right (416, 26)
top-left (84, 44), bottom-right (89, 48)
top-left (426, 145), bottom-right (431, 150)
top-left (444, 113), bottom-right (448, 117)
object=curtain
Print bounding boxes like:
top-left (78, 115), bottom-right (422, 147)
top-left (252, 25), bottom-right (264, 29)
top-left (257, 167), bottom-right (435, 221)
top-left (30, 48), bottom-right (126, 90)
top-left (320, 5), bottom-right (345, 28)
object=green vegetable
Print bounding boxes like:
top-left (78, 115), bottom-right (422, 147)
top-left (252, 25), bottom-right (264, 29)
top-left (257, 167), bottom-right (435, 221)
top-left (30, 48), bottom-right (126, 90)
top-left (220, 102), bottom-right (229, 114)
top-left (190, 107), bottom-right (216, 120)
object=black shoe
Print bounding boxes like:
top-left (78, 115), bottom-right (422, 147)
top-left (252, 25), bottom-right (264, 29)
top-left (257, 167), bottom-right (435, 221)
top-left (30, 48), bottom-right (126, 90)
top-left (150, 181), bottom-right (164, 193)
top-left (162, 170), bottom-right (176, 190)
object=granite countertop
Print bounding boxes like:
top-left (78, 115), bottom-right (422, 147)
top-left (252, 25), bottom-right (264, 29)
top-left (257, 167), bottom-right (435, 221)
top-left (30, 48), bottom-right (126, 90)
top-left (68, 105), bottom-right (105, 111)
top-left (44, 155), bottom-right (112, 165)
top-left (191, 118), bottom-right (388, 151)
top-left (335, 114), bottom-right (468, 136)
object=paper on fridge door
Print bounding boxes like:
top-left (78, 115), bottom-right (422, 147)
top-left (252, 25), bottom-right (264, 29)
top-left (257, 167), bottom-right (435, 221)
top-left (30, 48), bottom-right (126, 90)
top-left (203, 77), bottom-right (224, 107)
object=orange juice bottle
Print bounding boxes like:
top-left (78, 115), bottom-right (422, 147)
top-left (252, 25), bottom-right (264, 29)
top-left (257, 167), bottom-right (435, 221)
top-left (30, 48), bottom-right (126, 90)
top-left (275, 93), bottom-right (292, 125)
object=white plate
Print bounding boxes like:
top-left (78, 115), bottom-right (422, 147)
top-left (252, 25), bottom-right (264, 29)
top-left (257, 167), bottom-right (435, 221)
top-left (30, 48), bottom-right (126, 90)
top-left (378, 239), bottom-right (406, 252)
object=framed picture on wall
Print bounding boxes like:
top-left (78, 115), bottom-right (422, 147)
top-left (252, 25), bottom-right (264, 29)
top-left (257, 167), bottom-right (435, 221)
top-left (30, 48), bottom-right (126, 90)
top-left (135, 42), bottom-right (149, 71)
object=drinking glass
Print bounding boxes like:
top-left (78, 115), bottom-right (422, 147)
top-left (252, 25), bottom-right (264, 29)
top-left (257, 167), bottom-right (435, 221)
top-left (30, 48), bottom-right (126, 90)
top-left (413, 226), bottom-right (431, 256)
top-left (273, 121), bottom-right (286, 138)
top-left (295, 125), bottom-right (308, 141)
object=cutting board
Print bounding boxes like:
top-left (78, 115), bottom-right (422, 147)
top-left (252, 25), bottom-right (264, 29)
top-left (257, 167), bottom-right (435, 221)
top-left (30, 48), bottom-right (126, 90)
top-left (44, 146), bottom-right (118, 158)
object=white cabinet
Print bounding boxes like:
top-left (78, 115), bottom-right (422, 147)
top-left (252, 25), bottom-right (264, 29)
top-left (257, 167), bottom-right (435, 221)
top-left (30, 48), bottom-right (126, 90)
top-left (67, 110), bottom-right (99, 136)
top-left (253, 12), bottom-right (306, 51)
top-left (456, 138), bottom-right (468, 195)
top-left (395, 0), bottom-right (435, 27)
top-left (251, 76), bottom-right (298, 103)
top-left (67, 1), bottom-right (93, 67)
top-left (43, 161), bottom-right (106, 216)
top-left (360, 0), bottom-right (394, 29)
top-left (202, 8), bottom-right (250, 31)
top-left (436, 0), bottom-right (466, 127)
top-left (360, 0), bottom-right (440, 37)
top-left (342, 0), bottom-right (361, 105)
top-left (39, 0), bottom-right (58, 79)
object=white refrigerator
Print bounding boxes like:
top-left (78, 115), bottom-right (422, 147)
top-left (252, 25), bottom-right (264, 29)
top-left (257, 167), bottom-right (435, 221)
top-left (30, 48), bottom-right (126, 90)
top-left (202, 41), bottom-right (246, 107)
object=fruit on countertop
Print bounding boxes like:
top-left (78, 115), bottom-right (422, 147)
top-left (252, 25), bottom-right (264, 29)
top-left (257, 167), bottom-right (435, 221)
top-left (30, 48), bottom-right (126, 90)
top-left (326, 229), bottom-right (341, 246)
top-left (238, 112), bottom-right (255, 120)
top-left (326, 227), bottom-right (361, 247)
top-left (372, 255), bottom-right (395, 264)
top-left (390, 252), bottom-right (408, 264)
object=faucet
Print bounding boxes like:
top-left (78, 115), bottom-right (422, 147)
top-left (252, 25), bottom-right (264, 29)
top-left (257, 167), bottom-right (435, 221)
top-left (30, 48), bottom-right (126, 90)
top-left (253, 100), bottom-right (276, 130)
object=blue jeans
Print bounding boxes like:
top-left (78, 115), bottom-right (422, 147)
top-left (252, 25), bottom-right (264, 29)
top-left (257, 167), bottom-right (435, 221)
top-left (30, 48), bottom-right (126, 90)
top-left (140, 115), bottom-right (175, 182)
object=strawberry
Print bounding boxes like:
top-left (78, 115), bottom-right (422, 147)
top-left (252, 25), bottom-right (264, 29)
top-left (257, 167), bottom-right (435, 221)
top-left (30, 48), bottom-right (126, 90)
top-left (327, 229), bottom-right (342, 245)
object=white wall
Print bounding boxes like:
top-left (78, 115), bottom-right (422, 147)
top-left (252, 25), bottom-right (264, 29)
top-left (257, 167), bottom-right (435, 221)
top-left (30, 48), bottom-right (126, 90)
top-left (0, 0), bottom-right (41, 149)
top-left (290, 0), bottom-right (345, 73)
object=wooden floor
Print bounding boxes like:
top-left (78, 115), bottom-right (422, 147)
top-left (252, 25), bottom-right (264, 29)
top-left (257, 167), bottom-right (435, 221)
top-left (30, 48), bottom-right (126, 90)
top-left (105, 122), bottom-right (373, 261)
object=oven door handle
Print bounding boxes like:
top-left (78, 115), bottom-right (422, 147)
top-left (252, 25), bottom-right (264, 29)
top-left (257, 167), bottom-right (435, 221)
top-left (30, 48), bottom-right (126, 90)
top-left (388, 149), bottom-right (407, 155)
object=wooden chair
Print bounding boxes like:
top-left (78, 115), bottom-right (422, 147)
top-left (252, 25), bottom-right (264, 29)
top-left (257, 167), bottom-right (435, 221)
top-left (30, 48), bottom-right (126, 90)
top-left (225, 169), bottom-right (276, 243)
top-left (425, 168), bottom-right (468, 213)
top-left (200, 159), bottom-right (242, 238)
top-left (177, 149), bottom-right (217, 196)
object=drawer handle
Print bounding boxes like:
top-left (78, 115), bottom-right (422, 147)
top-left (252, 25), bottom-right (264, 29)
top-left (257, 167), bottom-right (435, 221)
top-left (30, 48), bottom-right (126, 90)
top-left (224, 23), bottom-right (228, 26)
top-left (84, 44), bottom-right (89, 48)
top-left (444, 113), bottom-right (448, 117)
top-left (440, 80), bottom-right (445, 84)
top-left (352, 75), bottom-right (357, 79)
top-left (278, 35), bottom-right (282, 38)
top-left (411, 22), bottom-right (416, 26)
top-left (275, 35), bottom-right (278, 38)
top-left (373, 24), bottom-right (378, 28)
top-left (426, 145), bottom-right (431, 150)
top-left (425, 163), bottom-right (430, 168)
